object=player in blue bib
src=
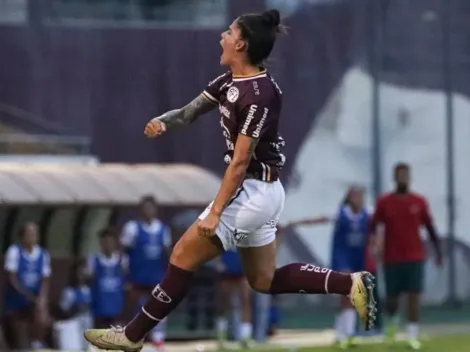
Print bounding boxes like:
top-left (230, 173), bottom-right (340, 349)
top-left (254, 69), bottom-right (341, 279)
top-left (87, 228), bottom-right (126, 328)
top-left (331, 186), bottom-right (370, 348)
top-left (3, 222), bottom-right (51, 350)
top-left (121, 196), bottom-right (172, 350)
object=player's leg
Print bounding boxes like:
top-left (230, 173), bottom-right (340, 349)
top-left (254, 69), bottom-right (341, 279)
top-left (336, 282), bottom-right (358, 349)
top-left (237, 240), bottom-right (377, 331)
top-left (404, 261), bottom-right (425, 350)
top-left (238, 278), bottom-right (253, 346)
top-left (215, 277), bottom-right (234, 347)
top-left (330, 252), bottom-right (356, 347)
top-left (84, 220), bottom-right (224, 351)
top-left (384, 263), bottom-right (402, 342)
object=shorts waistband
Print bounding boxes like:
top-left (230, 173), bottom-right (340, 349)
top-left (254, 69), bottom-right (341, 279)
top-left (245, 172), bottom-right (279, 182)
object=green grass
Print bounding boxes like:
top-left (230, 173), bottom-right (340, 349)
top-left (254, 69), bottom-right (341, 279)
top-left (250, 335), bottom-right (470, 352)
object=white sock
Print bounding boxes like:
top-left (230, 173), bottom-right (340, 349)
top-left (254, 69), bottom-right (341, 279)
top-left (216, 317), bottom-right (228, 334)
top-left (334, 313), bottom-right (346, 342)
top-left (335, 311), bottom-right (347, 342)
top-left (239, 322), bottom-right (253, 340)
top-left (151, 318), bottom-right (167, 344)
top-left (406, 323), bottom-right (419, 340)
top-left (342, 308), bottom-right (357, 338)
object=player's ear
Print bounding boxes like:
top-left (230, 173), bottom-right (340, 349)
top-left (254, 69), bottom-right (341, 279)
top-left (236, 39), bottom-right (248, 53)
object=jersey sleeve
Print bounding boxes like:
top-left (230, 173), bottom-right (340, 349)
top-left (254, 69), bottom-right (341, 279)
top-left (4, 245), bottom-right (19, 273)
top-left (202, 71), bottom-right (230, 105)
top-left (237, 94), bottom-right (272, 139)
top-left (121, 221), bottom-right (138, 248)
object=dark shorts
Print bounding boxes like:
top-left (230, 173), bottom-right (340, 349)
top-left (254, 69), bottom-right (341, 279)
top-left (384, 260), bottom-right (424, 296)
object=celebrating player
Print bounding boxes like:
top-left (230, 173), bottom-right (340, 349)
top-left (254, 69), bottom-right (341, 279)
top-left (84, 9), bottom-right (377, 351)
top-left (370, 163), bottom-right (442, 350)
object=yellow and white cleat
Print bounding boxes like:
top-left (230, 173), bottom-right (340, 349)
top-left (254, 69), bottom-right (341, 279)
top-left (349, 272), bottom-right (377, 331)
top-left (83, 326), bottom-right (143, 352)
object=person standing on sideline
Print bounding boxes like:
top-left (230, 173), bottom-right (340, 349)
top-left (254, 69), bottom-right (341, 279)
top-left (3, 222), bottom-right (51, 350)
top-left (370, 163), bottom-right (442, 350)
top-left (87, 228), bottom-right (127, 329)
top-left (121, 196), bottom-right (172, 351)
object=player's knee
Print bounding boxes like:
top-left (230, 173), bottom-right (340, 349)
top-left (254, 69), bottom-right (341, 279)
top-left (247, 272), bottom-right (274, 293)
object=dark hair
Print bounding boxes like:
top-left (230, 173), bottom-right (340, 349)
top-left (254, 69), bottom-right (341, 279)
top-left (140, 195), bottom-right (157, 207)
top-left (237, 9), bottom-right (284, 66)
top-left (18, 221), bottom-right (36, 238)
top-left (69, 259), bottom-right (86, 287)
top-left (341, 185), bottom-right (364, 206)
top-left (394, 162), bottom-right (410, 175)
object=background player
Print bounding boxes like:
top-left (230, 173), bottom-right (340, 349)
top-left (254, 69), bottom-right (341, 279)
top-left (84, 9), bottom-right (376, 352)
top-left (3, 222), bottom-right (51, 350)
top-left (330, 186), bottom-right (371, 349)
top-left (121, 196), bottom-right (172, 351)
top-left (370, 162), bottom-right (443, 350)
top-left (215, 248), bottom-right (253, 349)
top-left (87, 228), bottom-right (127, 329)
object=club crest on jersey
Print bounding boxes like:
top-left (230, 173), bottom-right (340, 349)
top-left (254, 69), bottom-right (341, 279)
top-left (227, 86), bottom-right (239, 103)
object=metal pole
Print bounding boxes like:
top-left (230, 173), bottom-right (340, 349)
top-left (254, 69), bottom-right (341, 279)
top-left (371, 0), bottom-right (384, 199)
top-left (442, 0), bottom-right (456, 305)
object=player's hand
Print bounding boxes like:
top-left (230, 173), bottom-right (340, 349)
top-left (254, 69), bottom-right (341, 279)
top-left (198, 211), bottom-right (220, 238)
top-left (144, 119), bottom-right (166, 137)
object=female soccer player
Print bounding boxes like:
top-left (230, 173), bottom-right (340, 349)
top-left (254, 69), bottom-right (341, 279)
top-left (330, 187), bottom-right (371, 348)
top-left (84, 9), bottom-right (376, 351)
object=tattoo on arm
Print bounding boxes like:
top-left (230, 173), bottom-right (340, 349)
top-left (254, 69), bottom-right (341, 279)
top-left (154, 95), bottom-right (216, 129)
top-left (247, 138), bottom-right (259, 156)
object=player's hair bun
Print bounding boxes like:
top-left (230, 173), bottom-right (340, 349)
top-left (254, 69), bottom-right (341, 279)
top-left (261, 9), bottom-right (281, 28)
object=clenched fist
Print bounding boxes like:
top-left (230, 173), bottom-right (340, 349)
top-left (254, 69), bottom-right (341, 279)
top-left (144, 119), bottom-right (166, 137)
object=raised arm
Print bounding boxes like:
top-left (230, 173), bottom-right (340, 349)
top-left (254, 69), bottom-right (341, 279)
top-left (144, 94), bottom-right (216, 137)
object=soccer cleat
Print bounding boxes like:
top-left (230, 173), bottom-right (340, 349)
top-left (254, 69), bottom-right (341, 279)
top-left (348, 272), bottom-right (377, 331)
top-left (83, 326), bottom-right (143, 352)
top-left (406, 338), bottom-right (422, 350)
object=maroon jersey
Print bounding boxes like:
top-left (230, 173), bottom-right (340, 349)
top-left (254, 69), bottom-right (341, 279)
top-left (202, 70), bottom-right (285, 182)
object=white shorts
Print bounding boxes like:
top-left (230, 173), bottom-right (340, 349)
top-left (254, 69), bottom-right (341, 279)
top-left (199, 179), bottom-right (285, 250)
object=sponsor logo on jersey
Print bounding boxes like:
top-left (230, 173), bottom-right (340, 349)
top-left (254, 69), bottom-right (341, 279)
top-left (241, 104), bottom-right (257, 134)
top-left (219, 105), bottom-right (231, 119)
top-left (253, 107), bottom-right (269, 138)
top-left (227, 86), bottom-right (239, 103)
top-left (252, 81), bottom-right (260, 95)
